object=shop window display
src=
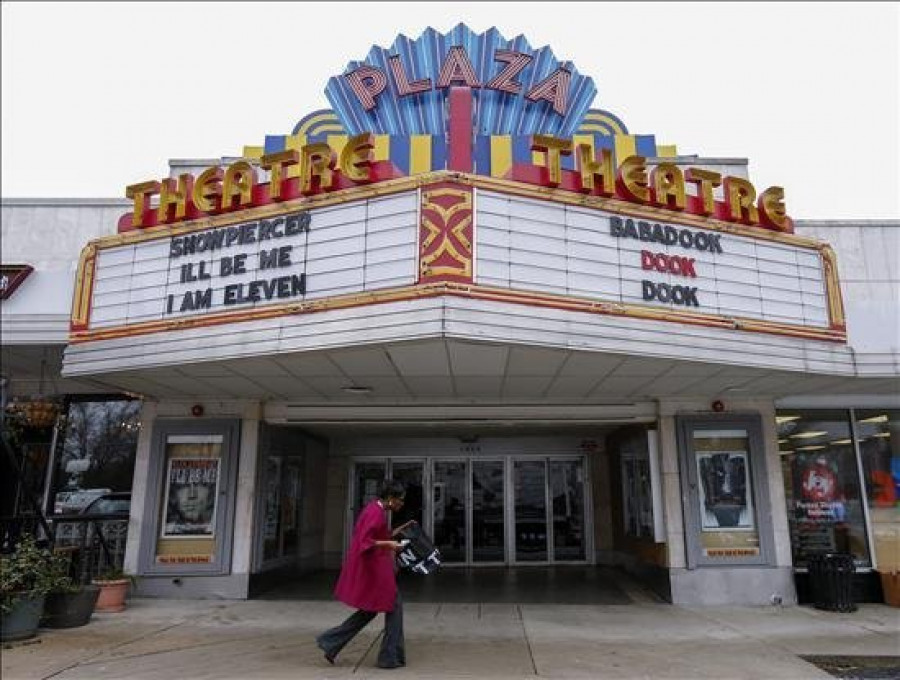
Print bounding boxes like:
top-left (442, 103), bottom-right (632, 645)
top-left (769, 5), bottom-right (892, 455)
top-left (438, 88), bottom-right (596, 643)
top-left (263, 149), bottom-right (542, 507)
top-left (778, 410), bottom-right (871, 567)
top-left (856, 410), bottom-right (899, 571)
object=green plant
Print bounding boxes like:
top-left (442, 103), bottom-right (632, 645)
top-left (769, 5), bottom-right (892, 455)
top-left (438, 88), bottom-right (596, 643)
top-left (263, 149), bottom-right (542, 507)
top-left (45, 551), bottom-right (81, 595)
top-left (1, 535), bottom-right (57, 613)
top-left (94, 566), bottom-right (131, 583)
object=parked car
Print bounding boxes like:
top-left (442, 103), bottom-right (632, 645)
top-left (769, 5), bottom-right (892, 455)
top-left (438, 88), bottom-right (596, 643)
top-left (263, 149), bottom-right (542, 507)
top-left (80, 492), bottom-right (131, 516)
top-left (54, 488), bottom-right (112, 515)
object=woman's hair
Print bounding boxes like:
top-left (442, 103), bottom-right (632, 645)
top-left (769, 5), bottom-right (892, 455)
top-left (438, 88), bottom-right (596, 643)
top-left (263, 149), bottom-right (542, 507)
top-left (378, 479), bottom-right (406, 500)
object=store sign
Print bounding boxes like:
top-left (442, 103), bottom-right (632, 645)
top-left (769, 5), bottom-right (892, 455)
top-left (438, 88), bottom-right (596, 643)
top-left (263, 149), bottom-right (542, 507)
top-left (120, 136), bottom-right (401, 231)
top-left (517, 140), bottom-right (792, 232)
top-left (325, 25), bottom-right (596, 136)
top-left (0, 264), bottom-right (34, 300)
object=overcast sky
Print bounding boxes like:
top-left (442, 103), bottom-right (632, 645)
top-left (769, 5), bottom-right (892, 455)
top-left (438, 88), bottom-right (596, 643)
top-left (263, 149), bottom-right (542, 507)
top-left (2, 2), bottom-right (897, 219)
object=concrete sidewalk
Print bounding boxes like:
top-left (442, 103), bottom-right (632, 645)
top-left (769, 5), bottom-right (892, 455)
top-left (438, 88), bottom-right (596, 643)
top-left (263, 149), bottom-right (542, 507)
top-left (2, 599), bottom-right (898, 679)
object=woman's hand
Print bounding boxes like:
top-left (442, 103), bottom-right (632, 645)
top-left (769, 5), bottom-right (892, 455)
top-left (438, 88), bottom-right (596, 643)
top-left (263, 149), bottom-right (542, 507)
top-left (376, 540), bottom-right (405, 551)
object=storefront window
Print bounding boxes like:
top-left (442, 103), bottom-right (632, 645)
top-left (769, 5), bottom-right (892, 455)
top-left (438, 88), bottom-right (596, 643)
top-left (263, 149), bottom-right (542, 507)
top-left (856, 410), bottom-right (899, 570)
top-left (51, 398), bottom-right (141, 515)
top-left (778, 410), bottom-right (871, 567)
top-left (261, 454), bottom-right (302, 562)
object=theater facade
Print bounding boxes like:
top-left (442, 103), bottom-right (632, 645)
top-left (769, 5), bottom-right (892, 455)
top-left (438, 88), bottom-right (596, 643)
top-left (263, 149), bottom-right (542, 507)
top-left (2, 25), bottom-right (898, 605)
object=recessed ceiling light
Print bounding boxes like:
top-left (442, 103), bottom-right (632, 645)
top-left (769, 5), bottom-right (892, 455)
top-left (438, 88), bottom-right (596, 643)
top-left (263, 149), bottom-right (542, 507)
top-left (776, 415), bottom-right (801, 424)
top-left (789, 431), bottom-right (828, 439)
top-left (341, 385), bottom-right (373, 394)
top-left (872, 432), bottom-right (891, 438)
top-left (831, 439), bottom-right (852, 445)
top-left (857, 414), bottom-right (888, 424)
top-left (795, 445), bottom-right (827, 451)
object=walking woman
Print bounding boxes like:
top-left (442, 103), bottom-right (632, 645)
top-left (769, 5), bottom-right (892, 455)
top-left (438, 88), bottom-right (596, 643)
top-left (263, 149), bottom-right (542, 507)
top-left (316, 479), bottom-right (411, 669)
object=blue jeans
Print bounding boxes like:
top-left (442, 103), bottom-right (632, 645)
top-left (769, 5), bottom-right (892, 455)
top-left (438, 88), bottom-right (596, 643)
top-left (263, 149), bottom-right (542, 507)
top-left (316, 592), bottom-right (405, 667)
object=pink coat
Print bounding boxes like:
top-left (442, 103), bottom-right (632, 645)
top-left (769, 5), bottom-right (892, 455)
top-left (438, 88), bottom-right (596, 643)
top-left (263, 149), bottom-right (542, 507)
top-left (334, 500), bottom-right (397, 612)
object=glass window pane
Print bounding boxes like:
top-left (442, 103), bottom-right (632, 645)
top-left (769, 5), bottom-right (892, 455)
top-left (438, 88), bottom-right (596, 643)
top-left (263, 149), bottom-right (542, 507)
top-left (778, 410), bottom-right (871, 567)
top-left (856, 410), bottom-right (899, 570)
top-left (262, 457), bottom-right (282, 560)
top-left (52, 399), bottom-right (141, 514)
top-left (472, 460), bottom-right (504, 562)
top-left (550, 460), bottom-right (585, 561)
top-left (514, 460), bottom-right (547, 562)
top-left (354, 462), bottom-right (386, 522)
top-left (391, 462), bottom-right (424, 529)
top-left (433, 461), bottom-right (466, 563)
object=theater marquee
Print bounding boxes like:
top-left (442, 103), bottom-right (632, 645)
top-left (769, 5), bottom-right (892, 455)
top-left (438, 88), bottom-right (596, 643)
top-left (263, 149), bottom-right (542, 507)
top-left (69, 24), bottom-right (846, 345)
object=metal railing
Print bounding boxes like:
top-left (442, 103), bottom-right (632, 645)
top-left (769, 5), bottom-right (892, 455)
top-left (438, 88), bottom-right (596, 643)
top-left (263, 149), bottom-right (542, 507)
top-left (50, 514), bottom-right (129, 584)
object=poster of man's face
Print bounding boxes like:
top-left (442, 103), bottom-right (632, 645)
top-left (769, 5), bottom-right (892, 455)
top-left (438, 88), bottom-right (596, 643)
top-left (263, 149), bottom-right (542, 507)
top-left (163, 458), bottom-right (219, 537)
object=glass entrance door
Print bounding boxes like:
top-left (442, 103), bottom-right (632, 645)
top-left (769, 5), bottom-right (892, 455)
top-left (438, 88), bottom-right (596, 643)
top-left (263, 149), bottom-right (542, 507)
top-left (513, 460), bottom-right (548, 562)
top-left (550, 459), bottom-right (586, 561)
top-left (353, 461), bottom-right (386, 524)
top-left (472, 460), bottom-right (505, 562)
top-left (390, 460), bottom-right (424, 529)
top-left (350, 454), bottom-right (588, 566)
top-left (432, 460), bottom-right (467, 563)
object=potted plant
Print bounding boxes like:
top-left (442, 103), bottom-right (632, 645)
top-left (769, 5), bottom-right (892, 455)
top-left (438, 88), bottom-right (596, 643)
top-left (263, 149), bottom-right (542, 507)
top-left (40, 550), bottom-right (100, 628)
top-left (92, 567), bottom-right (132, 613)
top-left (1, 535), bottom-right (55, 641)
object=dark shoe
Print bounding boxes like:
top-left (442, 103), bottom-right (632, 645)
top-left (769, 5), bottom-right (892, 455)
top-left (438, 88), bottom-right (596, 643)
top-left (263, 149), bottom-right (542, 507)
top-left (376, 661), bottom-right (404, 669)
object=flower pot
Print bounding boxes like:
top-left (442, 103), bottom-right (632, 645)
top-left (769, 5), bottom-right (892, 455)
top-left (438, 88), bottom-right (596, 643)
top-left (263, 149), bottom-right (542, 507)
top-left (1, 593), bottom-right (45, 642)
top-left (41, 585), bottom-right (100, 628)
top-left (92, 579), bottom-right (129, 612)
top-left (880, 571), bottom-right (900, 607)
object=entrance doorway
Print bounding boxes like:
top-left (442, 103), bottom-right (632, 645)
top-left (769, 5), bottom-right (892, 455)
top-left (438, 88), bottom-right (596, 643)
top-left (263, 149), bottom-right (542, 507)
top-left (349, 456), bottom-right (591, 566)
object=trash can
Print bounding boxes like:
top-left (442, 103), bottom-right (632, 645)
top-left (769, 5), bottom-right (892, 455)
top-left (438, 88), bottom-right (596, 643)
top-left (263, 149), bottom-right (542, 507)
top-left (807, 553), bottom-right (857, 612)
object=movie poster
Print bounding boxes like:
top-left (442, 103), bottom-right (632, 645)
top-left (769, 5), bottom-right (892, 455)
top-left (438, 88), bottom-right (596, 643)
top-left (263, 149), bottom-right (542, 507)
top-left (162, 458), bottom-right (220, 537)
top-left (697, 451), bottom-right (753, 530)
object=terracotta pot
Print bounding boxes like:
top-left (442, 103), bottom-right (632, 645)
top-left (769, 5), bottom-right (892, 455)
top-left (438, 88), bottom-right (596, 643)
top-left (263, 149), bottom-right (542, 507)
top-left (92, 579), bottom-right (129, 613)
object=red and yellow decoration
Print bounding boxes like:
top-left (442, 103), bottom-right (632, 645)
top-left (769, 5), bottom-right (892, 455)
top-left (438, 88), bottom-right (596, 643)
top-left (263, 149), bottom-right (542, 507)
top-left (419, 184), bottom-right (474, 283)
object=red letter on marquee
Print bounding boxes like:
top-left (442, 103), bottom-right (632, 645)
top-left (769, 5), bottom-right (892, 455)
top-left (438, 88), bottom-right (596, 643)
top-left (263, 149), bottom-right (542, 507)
top-left (345, 66), bottom-right (388, 110)
top-left (485, 50), bottom-right (533, 95)
top-left (526, 67), bottom-right (571, 115)
top-left (437, 46), bottom-right (481, 89)
top-left (389, 55), bottom-right (432, 96)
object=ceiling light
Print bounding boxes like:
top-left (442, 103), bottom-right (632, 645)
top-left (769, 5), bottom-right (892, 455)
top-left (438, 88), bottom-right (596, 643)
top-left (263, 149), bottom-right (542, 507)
top-left (857, 414), bottom-right (888, 424)
top-left (778, 439), bottom-right (789, 444)
top-left (872, 432), bottom-right (891, 438)
top-left (779, 449), bottom-right (794, 455)
top-left (341, 385), bottom-right (373, 395)
top-left (776, 415), bottom-right (801, 424)
top-left (796, 445), bottom-right (827, 451)
top-left (788, 431), bottom-right (828, 439)
top-left (831, 438), bottom-right (852, 445)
